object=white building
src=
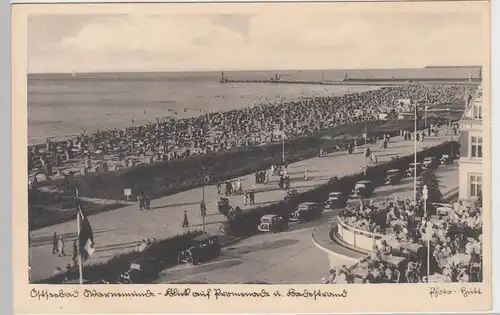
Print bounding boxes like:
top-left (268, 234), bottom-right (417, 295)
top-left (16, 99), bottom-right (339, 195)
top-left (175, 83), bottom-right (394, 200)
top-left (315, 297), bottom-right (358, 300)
top-left (458, 85), bottom-right (483, 201)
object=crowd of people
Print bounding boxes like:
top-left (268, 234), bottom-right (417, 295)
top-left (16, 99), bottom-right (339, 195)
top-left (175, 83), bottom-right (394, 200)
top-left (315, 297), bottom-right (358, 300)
top-left (28, 84), bottom-right (467, 183)
top-left (326, 197), bottom-right (483, 284)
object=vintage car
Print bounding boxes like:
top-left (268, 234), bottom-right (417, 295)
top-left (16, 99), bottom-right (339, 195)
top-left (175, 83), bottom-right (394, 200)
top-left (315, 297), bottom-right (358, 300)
top-left (422, 157), bottom-right (439, 170)
top-left (257, 214), bottom-right (288, 233)
top-left (290, 202), bottom-right (323, 222)
top-left (350, 180), bottom-right (374, 198)
top-left (178, 234), bottom-right (221, 265)
top-left (384, 169), bottom-right (403, 185)
top-left (440, 154), bottom-right (454, 165)
top-left (406, 163), bottom-right (423, 178)
top-left (122, 257), bottom-right (162, 284)
top-left (324, 191), bottom-right (348, 209)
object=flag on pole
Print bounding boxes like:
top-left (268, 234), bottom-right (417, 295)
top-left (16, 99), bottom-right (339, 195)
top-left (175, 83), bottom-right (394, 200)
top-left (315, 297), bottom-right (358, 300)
top-left (78, 207), bottom-right (95, 261)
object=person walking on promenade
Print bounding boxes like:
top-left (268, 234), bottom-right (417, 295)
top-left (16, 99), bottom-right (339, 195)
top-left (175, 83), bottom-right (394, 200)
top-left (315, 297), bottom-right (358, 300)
top-left (57, 236), bottom-right (66, 257)
top-left (182, 211), bottom-right (189, 228)
top-left (216, 181), bottom-right (221, 195)
top-left (249, 190), bottom-right (255, 205)
top-left (52, 232), bottom-right (58, 254)
top-left (72, 240), bottom-right (78, 266)
top-left (244, 191), bottom-right (248, 205)
top-left (304, 169), bottom-right (308, 181)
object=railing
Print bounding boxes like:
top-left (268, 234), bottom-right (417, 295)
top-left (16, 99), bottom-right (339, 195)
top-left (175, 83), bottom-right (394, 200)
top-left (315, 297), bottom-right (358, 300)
top-left (337, 218), bottom-right (385, 252)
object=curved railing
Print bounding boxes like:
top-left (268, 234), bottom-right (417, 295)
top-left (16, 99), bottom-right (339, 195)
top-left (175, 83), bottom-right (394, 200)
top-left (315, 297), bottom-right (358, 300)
top-left (337, 218), bottom-right (385, 252)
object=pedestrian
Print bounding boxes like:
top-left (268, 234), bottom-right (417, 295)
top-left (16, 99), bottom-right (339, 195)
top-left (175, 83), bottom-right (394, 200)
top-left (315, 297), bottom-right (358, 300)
top-left (52, 232), bottom-right (58, 254)
top-left (57, 236), bottom-right (66, 256)
top-left (304, 169), bottom-right (308, 181)
top-left (216, 181), bottom-right (221, 194)
top-left (182, 211), bottom-right (189, 228)
top-left (249, 190), bottom-right (255, 205)
top-left (244, 191), bottom-right (248, 205)
top-left (72, 240), bottom-right (78, 265)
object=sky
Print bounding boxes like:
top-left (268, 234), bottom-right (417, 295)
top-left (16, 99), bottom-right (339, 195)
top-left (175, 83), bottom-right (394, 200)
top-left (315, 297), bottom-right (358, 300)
top-left (26, 5), bottom-right (485, 73)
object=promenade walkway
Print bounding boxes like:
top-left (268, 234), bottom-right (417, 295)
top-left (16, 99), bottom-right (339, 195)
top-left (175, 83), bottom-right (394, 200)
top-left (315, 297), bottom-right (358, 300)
top-left (30, 128), bottom-right (452, 281)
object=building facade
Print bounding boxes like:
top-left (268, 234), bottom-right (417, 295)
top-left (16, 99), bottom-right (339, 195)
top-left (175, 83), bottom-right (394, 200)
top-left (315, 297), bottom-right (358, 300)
top-left (458, 85), bottom-right (483, 201)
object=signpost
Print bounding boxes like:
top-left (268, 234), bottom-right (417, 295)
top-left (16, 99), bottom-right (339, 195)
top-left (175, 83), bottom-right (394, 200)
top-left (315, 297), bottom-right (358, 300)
top-left (124, 188), bottom-right (132, 201)
top-left (423, 184), bottom-right (428, 217)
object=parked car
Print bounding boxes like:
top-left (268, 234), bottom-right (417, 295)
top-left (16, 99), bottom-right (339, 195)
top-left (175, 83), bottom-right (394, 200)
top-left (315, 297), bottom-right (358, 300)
top-left (324, 191), bottom-right (348, 209)
top-left (123, 257), bottom-right (162, 284)
top-left (384, 169), bottom-right (403, 185)
top-left (440, 154), bottom-right (454, 165)
top-left (178, 234), bottom-right (221, 265)
top-left (423, 157), bottom-right (439, 170)
top-left (406, 163), bottom-right (423, 177)
top-left (350, 180), bottom-right (374, 198)
top-left (290, 202), bottom-right (323, 222)
top-left (257, 214), bottom-right (288, 233)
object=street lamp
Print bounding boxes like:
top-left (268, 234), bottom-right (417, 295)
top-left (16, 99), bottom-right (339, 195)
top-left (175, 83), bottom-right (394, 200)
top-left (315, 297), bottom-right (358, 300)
top-left (363, 120), bottom-right (368, 175)
top-left (200, 167), bottom-right (209, 233)
top-left (282, 102), bottom-right (286, 163)
top-left (423, 184), bottom-right (428, 217)
top-left (413, 102), bottom-right (418, 203)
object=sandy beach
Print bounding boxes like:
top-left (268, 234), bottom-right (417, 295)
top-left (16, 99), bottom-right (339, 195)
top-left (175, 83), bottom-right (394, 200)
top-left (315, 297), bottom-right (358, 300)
top-left (28, 71), bottom-right (382, 145)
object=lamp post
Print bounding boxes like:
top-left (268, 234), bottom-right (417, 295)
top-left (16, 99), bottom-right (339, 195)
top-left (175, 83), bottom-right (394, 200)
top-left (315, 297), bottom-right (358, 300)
top-left (413, 102), bottom-right (418, 203)
top-left (282, 104), bottom-right (286, 163)
top-left (423, 184), bottom-right (428, 217)
top-left (363, 120), bottom-right (368, 175)
top-left (424, 105), bottom-right (428, 128)
top-left (200, 167), bottom-right (208, 233)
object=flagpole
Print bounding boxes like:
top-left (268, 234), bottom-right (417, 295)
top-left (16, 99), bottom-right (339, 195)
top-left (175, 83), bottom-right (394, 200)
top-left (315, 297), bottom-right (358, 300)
top-left (77, 209), bottom-right (83, 285)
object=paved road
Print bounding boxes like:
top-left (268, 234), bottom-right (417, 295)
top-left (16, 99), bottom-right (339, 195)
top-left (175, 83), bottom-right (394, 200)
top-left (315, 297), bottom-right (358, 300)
top-left (157, 164), bottom-right (459, 284)
top-left (30, 129), bottom-right (452, 281)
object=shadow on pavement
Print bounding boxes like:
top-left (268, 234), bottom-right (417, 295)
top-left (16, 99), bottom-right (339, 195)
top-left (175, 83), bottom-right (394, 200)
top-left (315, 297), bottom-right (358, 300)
top-left (160, 259), bottom-right (243, 280)
top-left (30, 229), bottom-right (116, 247)
top-left (150, 201), bottom-right (201, 210)
top-left (372, 186), bottom-right (413, 198)
top-left (224, 238), bottom-right (299, 258)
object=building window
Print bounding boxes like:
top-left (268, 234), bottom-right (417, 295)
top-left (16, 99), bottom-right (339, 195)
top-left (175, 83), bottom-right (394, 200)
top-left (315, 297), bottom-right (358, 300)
top-left (471, 136), bottom-right (483, 158)
top-left (469, 174), bottom-right (482, 198)
top-left (473, 104), bottom-right (482, 119)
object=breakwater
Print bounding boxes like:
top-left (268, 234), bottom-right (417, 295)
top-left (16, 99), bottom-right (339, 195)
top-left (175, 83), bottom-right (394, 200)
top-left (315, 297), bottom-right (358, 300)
top-left (222, 78), bottom-right (481, 86)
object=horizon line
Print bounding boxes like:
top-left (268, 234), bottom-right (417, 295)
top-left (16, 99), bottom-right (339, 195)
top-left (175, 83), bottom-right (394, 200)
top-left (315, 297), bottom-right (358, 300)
top-left (27, 65), bottom-right (483, 75)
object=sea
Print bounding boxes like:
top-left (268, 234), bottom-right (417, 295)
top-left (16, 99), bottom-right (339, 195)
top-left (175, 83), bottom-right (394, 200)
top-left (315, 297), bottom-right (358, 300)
top-left (28, 67), bottom-right (479, 145)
